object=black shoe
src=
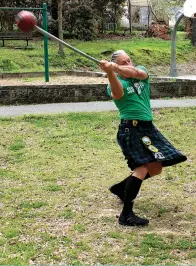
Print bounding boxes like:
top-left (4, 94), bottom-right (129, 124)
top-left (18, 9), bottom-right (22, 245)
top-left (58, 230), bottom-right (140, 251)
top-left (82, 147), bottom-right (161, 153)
top-left (118, 212), bottom-right (149, 226)
top-left (109, 184), bottom-right (125, 202)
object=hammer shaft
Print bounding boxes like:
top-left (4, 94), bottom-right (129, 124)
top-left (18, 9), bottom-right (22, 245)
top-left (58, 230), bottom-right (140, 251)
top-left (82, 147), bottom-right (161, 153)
top-left (35, 25), bottom-right (100, 64)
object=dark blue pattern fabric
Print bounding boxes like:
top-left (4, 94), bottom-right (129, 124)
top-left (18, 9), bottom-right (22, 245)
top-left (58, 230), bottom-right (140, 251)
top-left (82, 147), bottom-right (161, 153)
top-left (117, 120), bottom-right (187, 170)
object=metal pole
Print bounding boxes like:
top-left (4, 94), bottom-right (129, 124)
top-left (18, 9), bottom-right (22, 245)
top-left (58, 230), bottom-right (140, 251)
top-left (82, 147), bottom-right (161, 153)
top-left (43, 3), bottom-right (49, 82)
top-left (169, 12), bottom-right (184, 77)
top-left (0, 7), bottom-right (42, 10)
top-left (34, 26), bottom-right (100, 64)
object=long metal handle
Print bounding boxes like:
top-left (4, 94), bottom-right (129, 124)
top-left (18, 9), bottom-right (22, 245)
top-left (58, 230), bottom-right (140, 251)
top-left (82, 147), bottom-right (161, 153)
top-left (35, 25), bottom-right (100, 64)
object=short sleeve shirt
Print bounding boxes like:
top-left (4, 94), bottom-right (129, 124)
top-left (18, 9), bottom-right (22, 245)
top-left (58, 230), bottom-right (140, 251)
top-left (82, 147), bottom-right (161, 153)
top-left (107, 66), bottom-right (153, 121)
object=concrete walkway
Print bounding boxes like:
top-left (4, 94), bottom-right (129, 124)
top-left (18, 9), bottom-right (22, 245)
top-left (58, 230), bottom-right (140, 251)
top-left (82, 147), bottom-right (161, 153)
top-left (0, 99), bottom-right (195, 117)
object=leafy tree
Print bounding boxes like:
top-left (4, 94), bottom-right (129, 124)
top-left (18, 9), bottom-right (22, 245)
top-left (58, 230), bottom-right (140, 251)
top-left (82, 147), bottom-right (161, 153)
top-left (108, 0), bottom-right (126, 33)
top-left (93, 0), bottom-right (110, 33)
top-left (63, 0), bottom-right (79, 34)
top-left (0, 0), bottom-right (52, 31)
top-left (63, 0), bottom-right (96, 40)
top-left (74, 1), bottom-right (97, 40)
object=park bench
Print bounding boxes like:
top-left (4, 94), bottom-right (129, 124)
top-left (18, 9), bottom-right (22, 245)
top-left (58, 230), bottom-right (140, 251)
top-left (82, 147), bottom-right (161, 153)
top-left (0, 31), bottom-right (33, 47)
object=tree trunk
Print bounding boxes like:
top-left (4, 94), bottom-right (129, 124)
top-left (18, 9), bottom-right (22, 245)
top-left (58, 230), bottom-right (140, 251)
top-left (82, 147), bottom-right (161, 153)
top-left (8, 18), bottom-right (14, 31)
top-left (113, 6), bottom-right (116, 33)
top-left (191, 19), bottom-right (196, 46)
top-left (146, 5), bottom-right (151, 37)
top-left (101, 15), bottom-right (104, 34)
top-left (128, 0), bottom-right (132, 34)
top-left (184, 17), bottom-right (191, 33)
top-left (58, 0), bottom-right (65, 56)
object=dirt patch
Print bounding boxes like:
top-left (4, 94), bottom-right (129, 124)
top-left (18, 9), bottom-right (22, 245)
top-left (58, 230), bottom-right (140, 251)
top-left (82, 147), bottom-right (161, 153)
top-left (1, 63), bottom-right (196, 86)
top-left (150, 63), bottom-right (196, 76)
top-left (0, 75), bottom-right (108, 86)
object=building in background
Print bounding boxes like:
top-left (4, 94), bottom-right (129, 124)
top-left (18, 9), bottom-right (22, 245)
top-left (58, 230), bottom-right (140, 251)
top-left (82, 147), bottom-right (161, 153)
top-left (120, 0), bottom-right (172, 31)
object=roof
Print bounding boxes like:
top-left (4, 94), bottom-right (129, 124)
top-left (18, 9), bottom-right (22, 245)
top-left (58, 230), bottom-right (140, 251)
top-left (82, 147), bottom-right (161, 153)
top-left (130, 0), bottom-right (152, 7)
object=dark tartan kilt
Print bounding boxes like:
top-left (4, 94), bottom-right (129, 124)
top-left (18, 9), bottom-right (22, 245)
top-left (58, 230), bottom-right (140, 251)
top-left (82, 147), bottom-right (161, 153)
top-left (117, 120), bottom-right (187, 170)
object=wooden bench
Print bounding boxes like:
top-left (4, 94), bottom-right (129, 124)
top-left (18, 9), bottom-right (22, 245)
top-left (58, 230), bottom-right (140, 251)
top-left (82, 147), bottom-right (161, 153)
top-left (0, 32), bottom-right (33, 47)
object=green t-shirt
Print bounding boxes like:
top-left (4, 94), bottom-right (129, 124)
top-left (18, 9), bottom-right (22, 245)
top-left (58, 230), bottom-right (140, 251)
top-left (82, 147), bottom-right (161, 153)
top-left (107, 66), bottom-right (153, 121)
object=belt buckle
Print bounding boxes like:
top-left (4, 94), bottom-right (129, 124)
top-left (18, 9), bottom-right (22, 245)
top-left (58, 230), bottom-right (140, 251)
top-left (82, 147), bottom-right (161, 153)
top-left (132, 120), bottom-right (138, 126)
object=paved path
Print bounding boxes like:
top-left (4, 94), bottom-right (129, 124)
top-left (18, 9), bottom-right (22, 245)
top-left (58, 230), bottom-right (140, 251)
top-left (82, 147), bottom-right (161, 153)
top-left (0, 99), bottom-right (195, 117)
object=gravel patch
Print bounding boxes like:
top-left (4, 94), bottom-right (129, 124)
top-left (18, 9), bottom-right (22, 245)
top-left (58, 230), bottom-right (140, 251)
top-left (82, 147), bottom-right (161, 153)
top-left (1, 63), bottom-right (196, 86)
top-left (0, 75), bottom-right (108, 86)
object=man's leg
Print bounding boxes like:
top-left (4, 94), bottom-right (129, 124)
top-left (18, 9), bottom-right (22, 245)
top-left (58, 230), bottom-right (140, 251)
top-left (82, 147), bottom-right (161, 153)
top-left (109, 177), bottom-right (128, 202)
top-left (110, 162), bottom-right (162, 202)
top-left (147, 161), bottom-right (162, 176)
top-left (118, 165), bottom-right (149, 226)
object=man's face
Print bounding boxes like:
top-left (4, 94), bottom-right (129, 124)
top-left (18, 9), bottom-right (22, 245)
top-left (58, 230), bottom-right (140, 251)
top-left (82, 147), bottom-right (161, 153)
top-left (115, 53), bottom-right (132, 66)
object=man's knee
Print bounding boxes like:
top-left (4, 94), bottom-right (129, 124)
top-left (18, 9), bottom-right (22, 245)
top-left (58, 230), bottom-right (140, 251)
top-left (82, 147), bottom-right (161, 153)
top-left (133, 165), bottom-right (148, 180)
top-left (148, 162), bottom-right (162, 177)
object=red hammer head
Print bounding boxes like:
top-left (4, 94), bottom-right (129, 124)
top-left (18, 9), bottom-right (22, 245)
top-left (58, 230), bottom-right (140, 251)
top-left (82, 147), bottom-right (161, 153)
top-left (15, 11), bottom-right (37, 32)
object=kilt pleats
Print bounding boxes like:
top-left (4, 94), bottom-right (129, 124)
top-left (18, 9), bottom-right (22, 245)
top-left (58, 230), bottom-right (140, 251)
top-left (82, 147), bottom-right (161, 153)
top-left (117, 121), bottom-right (187, 170)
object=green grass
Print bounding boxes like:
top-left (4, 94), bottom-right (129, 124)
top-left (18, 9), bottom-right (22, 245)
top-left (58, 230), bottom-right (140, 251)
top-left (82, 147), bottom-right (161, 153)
top-left (0, 32), bottom-right (196, 73)
top-left (0, 107), bottom-right (195, 264)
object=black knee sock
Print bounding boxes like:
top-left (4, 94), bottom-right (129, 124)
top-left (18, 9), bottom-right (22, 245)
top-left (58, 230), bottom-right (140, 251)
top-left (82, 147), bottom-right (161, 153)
top-left (122, 175), bottom-right (142, 216)
top-left (111, 173), bottom-right (148, 203)
top-left (144, 173), bottom-right (151, 180)
top-left (113, 172), bottom-right (149, 191)
top-left (111, 177), bottom-right (128, 192)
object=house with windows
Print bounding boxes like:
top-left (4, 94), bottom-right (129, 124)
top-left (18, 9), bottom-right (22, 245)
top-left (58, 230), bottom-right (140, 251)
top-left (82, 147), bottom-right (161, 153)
top-left (120, 0), bottom-right (173, 30)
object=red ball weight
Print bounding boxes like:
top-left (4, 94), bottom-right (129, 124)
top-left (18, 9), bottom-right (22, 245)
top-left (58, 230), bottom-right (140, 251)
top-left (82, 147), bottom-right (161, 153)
top-left (15, 11), bottom-right (37, 32)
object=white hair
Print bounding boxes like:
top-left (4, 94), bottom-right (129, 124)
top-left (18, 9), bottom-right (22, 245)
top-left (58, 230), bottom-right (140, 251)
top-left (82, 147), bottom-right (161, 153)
top-left (111, 50), bottom-right (127, 62)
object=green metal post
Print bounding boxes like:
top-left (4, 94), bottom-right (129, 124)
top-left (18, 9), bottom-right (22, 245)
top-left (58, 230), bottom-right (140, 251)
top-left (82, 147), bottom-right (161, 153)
top-left (43, 3), bottom-right (49, 82)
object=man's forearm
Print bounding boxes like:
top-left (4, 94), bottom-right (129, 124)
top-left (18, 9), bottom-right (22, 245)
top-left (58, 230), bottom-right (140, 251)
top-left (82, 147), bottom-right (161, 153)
top-left (114, 64), bottom-right (147, 80)
top-left (107, 71), bottom-right (124, 99)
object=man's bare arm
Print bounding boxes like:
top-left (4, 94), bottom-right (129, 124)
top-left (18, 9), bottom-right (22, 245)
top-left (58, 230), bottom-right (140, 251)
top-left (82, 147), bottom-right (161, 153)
top-left (100, 60), bottom-right (124, 100)
top-left (113, 64), bottom-right (148, 80)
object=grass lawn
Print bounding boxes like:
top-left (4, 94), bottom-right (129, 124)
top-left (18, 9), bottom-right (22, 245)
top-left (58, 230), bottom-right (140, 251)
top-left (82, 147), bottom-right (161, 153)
top-left (1, 33), bottom-right (196, 73)
top-left (0, 107), bottom-right (195, 265)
